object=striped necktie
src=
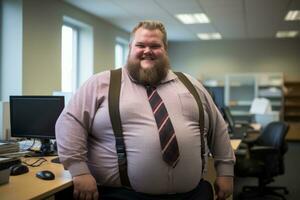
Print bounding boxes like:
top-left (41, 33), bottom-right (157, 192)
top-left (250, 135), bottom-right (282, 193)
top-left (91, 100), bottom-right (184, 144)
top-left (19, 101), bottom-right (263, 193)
top-left (146, 86), bottom-right (180, 168)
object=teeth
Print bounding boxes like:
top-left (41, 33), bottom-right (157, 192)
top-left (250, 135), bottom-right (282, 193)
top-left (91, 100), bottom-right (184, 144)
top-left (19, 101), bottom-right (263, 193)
top-left (143, 57), bottom-right (154, 60)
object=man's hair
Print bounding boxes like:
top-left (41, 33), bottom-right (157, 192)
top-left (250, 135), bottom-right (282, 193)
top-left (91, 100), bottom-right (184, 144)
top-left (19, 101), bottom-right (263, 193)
top-left (130, 20), bottom-right (168, 48)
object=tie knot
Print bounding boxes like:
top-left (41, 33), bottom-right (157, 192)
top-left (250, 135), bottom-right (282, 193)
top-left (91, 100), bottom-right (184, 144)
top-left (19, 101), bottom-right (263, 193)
top-left (146, 85), bottom-right (156, 94)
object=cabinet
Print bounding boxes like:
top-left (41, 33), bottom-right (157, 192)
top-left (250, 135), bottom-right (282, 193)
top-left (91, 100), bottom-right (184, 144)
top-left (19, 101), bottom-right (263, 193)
top-left (257, 73), bottom-right (283, 115)
top-left (283, 81), bottom-right (300, 140)
top-left (203, 73), bottom-right (283, 122)
top-left (225, 74), bottom-right (257, 121)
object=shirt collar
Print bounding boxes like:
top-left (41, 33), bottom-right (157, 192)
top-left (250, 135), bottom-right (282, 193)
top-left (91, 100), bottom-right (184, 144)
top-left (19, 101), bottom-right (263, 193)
top-left (160, 70), bottom-right (177, 84)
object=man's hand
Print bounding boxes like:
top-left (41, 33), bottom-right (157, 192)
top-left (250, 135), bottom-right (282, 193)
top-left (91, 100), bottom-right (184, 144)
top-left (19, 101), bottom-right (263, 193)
top-left (73, 174), bottom-right (99, 200)
top-left (214, 176), bottom-right (233, 200)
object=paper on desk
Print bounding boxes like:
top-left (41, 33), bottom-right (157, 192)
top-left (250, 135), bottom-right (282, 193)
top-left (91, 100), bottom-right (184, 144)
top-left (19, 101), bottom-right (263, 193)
top-left (250, 98), bottom-right (272, 114)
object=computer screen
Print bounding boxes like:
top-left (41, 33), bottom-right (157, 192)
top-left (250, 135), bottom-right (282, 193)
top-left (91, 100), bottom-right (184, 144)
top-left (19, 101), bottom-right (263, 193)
top-left (10, 96), bottom-right (64, 156)
top-left (10, 96), bottom-right (64, 139)
top-left (205, 86), bottom-right (225, 109)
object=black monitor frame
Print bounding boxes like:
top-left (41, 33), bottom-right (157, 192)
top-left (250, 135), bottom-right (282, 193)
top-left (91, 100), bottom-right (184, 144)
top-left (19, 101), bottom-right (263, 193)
top-left (9, 95), bottom-right (64, 156)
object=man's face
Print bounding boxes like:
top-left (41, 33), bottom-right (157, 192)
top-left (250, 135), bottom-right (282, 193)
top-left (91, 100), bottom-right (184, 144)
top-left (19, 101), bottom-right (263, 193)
top-left (126, 28), bottom-right (170, 85)
top-left (128, 28), bottom-right (167, 69)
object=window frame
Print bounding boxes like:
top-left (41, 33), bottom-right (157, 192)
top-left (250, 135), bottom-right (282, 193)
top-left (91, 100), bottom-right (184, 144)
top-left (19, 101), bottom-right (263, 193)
top-left (115, 37), bottom-right (129, 68)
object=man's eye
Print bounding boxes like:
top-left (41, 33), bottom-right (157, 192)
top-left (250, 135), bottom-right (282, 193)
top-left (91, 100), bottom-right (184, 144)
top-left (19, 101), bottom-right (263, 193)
top-left (152, 46), bottom-right (160, 49)
top-left (136, 44), bottom-right (145, 48)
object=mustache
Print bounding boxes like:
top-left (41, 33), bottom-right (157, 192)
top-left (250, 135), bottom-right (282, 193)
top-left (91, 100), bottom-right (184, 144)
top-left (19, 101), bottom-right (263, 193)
top-left (126, 56), bottom-right (170, 86)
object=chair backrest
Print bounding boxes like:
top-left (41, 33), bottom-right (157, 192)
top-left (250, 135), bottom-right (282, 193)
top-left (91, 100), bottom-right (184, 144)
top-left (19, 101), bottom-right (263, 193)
top-left (258, 121), bottom-right (289, 151)
top-left (257, 121), bottom-right (289, 176)
top-left (222, 106), bottom-right (235, 133)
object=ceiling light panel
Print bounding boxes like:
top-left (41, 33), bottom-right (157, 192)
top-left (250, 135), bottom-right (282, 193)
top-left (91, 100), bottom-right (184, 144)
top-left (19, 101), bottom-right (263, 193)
top-left (176, 13), bottom-right (210, 24)
top-left (285, 10), bottom-right (300, 21)
top-left (276, 31), bottom-right (299, 38)
top-left (197, 33), bottom-right (222, 40)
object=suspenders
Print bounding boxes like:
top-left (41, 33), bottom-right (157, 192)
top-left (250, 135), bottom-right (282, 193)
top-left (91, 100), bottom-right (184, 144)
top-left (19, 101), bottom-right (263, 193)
top-left (108, 69), bottom-right (131, 187)
top-left (174, 72), bottom-right (206, 175)
top-left (109, 68), bottom-right (206, 188)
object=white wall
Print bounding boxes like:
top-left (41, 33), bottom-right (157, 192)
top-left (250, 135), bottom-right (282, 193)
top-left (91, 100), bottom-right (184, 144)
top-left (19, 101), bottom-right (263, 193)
top-left (168, 39), bottom-right (300, 81)
top-left (22, 0), bottom-right (130, 95)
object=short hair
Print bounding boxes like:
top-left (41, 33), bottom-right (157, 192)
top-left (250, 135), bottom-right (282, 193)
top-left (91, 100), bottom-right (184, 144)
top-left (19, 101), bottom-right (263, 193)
top-left (130, 20), bottom-right (168, 48)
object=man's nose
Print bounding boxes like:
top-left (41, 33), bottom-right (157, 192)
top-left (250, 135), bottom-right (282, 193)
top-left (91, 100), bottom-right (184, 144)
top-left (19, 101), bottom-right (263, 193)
top-left (144, 46), bottom-right (153, 54)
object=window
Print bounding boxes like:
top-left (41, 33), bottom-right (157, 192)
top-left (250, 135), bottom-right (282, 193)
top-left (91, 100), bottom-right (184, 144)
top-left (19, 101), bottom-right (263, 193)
top-left (61, 24), bottom-right (78, 93)
top-left (61, 17), bottom-right (93, 93)
top-left (115, 37), bottom-right (128, 68)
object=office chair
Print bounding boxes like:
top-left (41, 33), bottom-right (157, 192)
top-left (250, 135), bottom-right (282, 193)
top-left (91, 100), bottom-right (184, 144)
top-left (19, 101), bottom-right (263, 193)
top-left (221, 106), bottom-right (254, 139)
top-left (235, 121), bottom-right (289, 200)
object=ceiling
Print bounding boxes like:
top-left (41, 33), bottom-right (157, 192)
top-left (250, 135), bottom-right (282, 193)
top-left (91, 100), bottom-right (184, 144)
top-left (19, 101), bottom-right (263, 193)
top-left (64, 0), bottom-right (300, 41)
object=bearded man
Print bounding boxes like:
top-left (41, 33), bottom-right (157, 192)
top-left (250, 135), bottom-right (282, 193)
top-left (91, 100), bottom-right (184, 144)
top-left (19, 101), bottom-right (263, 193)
top-left (56, 20), bottom-right (235, 200)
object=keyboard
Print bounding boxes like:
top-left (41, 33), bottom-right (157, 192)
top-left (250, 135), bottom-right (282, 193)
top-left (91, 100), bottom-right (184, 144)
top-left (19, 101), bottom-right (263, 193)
top-left (0, 151), bottom-right (32, 159)
top-left (0, 157), bottom-right (21, 170)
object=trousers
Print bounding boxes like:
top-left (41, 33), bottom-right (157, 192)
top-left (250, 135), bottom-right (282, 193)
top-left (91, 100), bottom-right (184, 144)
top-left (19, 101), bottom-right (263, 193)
top-left (100, 179), bottom-right (214, 200)
top-left (55, 179), bottom-right (213, 200)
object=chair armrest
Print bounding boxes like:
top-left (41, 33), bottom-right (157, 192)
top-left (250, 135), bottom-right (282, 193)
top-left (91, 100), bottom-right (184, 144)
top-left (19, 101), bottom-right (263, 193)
top-left (250, 146), bottom-right (279, 154)
top-left (249, 146), bottom-right (280, 160)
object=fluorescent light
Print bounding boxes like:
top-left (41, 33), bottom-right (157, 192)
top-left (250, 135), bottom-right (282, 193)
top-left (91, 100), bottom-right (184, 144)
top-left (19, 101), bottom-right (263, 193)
top-left (194, 13), bottom-right (210, 23)
top-left (285, 10), bottom-right (300, 21)
top-left (197, 33), bottom-right (222, 40)
top-left (197, 34), bottom-right (210, 40)
top-left (276, 31), bottom-right (299, 38)
top-left (175, 13), bottom-right (210, 24)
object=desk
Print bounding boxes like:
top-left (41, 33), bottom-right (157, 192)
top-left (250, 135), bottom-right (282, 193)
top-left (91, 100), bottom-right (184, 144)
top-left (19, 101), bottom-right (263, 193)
top-left (204, 140), bottom-right (242, 180)
top-left (0, 157), bottom-right (72, 200)
top-left (204, 139), bottom-right (241, 200)
top-left (249, 123), bottom-right (262, 131)
top-left (1, 141), bottom-right (240, 200)
top-left (230, 139), bottom-right (241, 151)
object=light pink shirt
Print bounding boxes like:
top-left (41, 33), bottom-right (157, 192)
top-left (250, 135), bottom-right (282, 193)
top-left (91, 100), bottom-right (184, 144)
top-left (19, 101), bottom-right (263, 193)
top-left (55, 67), bottom-right (235, 194)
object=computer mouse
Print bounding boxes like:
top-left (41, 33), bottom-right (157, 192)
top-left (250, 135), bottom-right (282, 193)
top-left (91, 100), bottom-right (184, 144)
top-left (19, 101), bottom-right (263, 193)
top-left (36, 170), bottom-right (55, 180)
top-left (10, 164), bottom-right (29, 176)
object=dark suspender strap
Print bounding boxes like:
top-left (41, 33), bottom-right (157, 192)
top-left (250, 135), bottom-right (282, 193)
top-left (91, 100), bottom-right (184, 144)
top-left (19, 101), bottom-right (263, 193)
top-left (174, 72), bottom-right (206, 175)
top-left (109, 69), bottom-right (206, 186)
top-left (108, 68), bottom-right (131, 188)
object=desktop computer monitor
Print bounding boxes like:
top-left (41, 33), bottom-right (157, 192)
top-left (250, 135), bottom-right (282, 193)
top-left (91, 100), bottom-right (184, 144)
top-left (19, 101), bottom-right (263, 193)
top-left (9, 96), bottom-right (64, 155)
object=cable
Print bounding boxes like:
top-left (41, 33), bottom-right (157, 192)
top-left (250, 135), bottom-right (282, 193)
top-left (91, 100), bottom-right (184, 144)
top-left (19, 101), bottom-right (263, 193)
top-left (22, 157), bottom-right (47, 167)
top-left (27, 139), bottom-right (37, 150)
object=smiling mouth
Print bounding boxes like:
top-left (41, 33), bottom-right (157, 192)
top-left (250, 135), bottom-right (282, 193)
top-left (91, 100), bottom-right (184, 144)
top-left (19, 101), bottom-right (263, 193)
top-left (141, 56), bottom-right (155, 60)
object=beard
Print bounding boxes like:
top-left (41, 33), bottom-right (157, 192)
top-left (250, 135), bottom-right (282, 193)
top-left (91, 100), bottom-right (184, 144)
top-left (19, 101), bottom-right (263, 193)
top-left (126, 56), bottom-right (170, 86)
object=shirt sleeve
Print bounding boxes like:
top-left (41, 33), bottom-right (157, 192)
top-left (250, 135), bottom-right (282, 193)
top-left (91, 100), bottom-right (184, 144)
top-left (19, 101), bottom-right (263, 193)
top-left (184, 73), bottom-right (236, 177)
top-left (55, 71), bottom-right (110, 177)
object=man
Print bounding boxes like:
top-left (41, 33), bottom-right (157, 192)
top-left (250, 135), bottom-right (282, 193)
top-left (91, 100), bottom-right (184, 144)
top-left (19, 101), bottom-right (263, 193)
top-left (56, 20), bottom-right (235, 200)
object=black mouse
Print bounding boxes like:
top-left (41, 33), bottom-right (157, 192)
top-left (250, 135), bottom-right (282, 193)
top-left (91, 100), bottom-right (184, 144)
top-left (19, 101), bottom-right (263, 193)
top-left (36, 170), bottom-right (55, 180)
top-left (10, 164), bottom-right (29, 176)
